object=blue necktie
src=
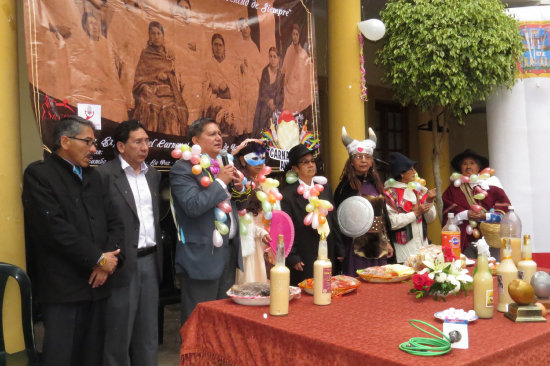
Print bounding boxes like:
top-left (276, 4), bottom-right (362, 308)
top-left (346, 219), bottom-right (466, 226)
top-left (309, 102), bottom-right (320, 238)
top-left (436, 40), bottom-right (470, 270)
top-left (73, 166), bottom-right (82, 180)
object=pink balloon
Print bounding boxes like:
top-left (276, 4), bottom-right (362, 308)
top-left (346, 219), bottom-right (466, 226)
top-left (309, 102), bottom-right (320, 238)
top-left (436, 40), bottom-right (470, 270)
top-left (274, 192), bottom-right (283, 201)
top-left (217, 201), bottom-right (232, 214)
top-left (461, 176), bottom-right (470, 183)
top-left (303, 212), bottom-right (313, 226)
top-left (257, 174), bottom-right (266, 183)
top-left (297, 184), bottom-right (306, 195)
top-left (238, 209), bottom-right (247, 216)
top-left (466, 225), bottom-right (473, 235)
top-left (472, 204), bottom-right (482, 213)
top-left (171, 149), bottom-right (182, 159)
top-left (309, 188), bottom-right (319, 197)
top-left (314, 184), bottom-right (324, 192)
top-left (200, 176), bottom-right (211, 187)
top-left (311, 213), bottom-right (319, 229)
top-left (190, 154), bottom-right (200, 165)
top-left (251, 182), bottom-right (256, 190)
top-left (480, 167), bottom-right (492, 176)
top-left (261, 166), bottom-right (272, 175)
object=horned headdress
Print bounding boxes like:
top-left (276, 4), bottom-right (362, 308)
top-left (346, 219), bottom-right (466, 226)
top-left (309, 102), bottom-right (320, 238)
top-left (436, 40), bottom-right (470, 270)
top-left (341, 126), bottom-right (377, 156)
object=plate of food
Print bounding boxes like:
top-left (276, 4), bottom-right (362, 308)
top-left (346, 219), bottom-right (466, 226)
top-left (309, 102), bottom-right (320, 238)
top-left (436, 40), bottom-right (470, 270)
top-left (298, 275), bottom-right (361, 297)
top-left (357, 264), bottom-right (415, 283)
top-left (434, 308), bottom-right (478, 322)
top-left (227, 282), bottom-right (301, 306)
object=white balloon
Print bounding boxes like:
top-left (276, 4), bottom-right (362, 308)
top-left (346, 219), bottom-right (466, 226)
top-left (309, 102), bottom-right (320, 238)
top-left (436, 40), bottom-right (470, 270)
top-left (453, 179), bottom-right (462, 187)
top-left (312, 176), bottom-right (327, 185)
top-left (212, 229), bottom-right (223, 248)
top-left (191, 144), bottom-right (202, 155)
top-left (358, 19), bottom-right (386, 41)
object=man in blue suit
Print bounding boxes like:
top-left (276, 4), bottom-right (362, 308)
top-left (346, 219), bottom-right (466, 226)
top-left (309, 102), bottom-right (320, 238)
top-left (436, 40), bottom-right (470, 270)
top-left (170, 118), bottom-right (243, 324)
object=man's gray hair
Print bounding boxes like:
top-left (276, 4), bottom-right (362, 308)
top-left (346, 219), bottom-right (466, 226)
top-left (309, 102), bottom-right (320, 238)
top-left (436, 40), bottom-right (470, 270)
top-left (52, 116), bottom-right (95, 151)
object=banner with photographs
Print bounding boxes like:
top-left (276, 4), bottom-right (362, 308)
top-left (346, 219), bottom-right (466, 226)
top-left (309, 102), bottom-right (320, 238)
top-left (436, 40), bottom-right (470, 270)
top-left (23, 0), bottom-right (320, 170)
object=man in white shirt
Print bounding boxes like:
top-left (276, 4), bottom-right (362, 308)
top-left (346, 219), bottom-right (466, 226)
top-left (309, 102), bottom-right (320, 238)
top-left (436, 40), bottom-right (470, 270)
top-left (98, 120), bottom-right (162, 366)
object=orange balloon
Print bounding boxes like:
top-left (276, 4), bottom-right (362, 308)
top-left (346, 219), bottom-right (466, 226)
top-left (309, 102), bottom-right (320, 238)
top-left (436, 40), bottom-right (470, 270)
top-left (192, 165), bottom-right (202, 175)
top-left (319, 214), bottom-right (327, 225)
top-left (473, 228), bottom-right (481, 239)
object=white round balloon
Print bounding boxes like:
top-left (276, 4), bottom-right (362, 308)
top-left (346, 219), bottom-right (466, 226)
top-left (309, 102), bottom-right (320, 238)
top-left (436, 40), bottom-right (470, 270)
top-left (358, 19), bottom-right (386, 41)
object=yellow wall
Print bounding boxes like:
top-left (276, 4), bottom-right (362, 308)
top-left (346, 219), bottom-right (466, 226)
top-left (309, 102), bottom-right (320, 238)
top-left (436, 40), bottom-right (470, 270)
top-left (0, 0), bottom-right (26, 353)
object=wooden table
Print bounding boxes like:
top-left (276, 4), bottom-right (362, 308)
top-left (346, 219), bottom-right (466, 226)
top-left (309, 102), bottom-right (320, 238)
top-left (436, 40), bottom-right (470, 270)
top-left (179, 275), bottom-right (550, 365)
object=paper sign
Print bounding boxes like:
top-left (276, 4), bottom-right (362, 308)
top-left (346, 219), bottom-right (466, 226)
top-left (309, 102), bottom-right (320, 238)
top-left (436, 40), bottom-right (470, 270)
top-left (443, 319), bottom-right (468, 349)
top-left (78, 103), bottom-right (101, 130)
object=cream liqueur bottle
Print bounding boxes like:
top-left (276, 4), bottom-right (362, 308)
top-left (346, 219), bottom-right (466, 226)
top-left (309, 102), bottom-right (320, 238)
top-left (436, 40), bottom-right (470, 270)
top-left (270, 235), bottom-right (290, 316)
top-left (517, 234), bottom-right (537, 285)
top-left (473, 240), bottom-right (494, 318)
top-left (497, 238), bottom-right (519, 313)
top-left (313, 235), bottom-right (332, 306)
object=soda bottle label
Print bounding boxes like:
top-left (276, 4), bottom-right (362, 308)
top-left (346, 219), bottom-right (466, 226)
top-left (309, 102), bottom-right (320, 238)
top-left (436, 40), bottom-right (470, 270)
top-left (442, 231), bottom-right (461, 258)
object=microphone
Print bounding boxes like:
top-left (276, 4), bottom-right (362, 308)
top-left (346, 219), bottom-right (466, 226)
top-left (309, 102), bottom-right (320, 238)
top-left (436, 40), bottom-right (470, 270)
top-left (219, 149), bottom-right (233, 189)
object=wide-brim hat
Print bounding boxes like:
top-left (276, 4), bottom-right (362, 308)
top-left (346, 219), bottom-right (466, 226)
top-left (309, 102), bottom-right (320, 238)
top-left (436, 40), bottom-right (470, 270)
top-left (451, 149), bottom-right (489, 172)
top-left (285, 144), bottom-right (317, 171)
top-left (389, 152), bottom-right (416, 179)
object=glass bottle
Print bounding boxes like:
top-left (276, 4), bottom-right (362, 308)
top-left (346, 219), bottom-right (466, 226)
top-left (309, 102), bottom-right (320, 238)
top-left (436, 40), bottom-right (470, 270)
top-left (313, 234), bottom-right (332, 306)
top-left (270, 234), bottom-right (290, 316)
top-left (473, 251), bottom-right (494, 318)
top-left (497, 238), bottom-right (519, 312)
top-left (517, 234), bottom-right (537, 285)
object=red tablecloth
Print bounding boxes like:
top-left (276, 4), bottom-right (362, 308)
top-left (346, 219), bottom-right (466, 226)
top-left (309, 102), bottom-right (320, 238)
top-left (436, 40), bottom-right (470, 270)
top-left (180, 274), bottom-right (550, 365)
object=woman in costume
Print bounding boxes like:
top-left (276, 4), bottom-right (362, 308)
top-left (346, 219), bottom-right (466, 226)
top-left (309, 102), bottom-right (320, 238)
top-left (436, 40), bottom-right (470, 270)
top-left (442, 149), bottom-right (511, 258)
top-left (132, 21), bottom-right (188, 135)
top-left (252, 46), bottom-right (284, 136)
top-left (334, 127), bottom-right (394, 276)
top-left (384, 152), bottom-right (437, 264)
top-left (232, 139), bottom-right (271, 284)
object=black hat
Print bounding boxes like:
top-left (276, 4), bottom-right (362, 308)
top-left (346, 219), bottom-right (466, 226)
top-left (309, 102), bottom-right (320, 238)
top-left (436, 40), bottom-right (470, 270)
top-left (451, 149), bottom-right (489, 172)
top-left (389, 152), bottom-right (416, 179)
top-left (285, 144), bottom-right (317, 171)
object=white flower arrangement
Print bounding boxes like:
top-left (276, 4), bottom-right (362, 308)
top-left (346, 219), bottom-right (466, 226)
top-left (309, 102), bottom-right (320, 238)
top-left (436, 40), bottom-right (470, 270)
top-left (410, 250), bottom-right (473, 300)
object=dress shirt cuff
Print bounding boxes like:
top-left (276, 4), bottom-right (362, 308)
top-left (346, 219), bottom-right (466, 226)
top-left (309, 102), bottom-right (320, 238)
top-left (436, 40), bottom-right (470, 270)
top-left (456, 210), bottom-right (469, 223)
top-left (216, 178), bottom-right (227, 190)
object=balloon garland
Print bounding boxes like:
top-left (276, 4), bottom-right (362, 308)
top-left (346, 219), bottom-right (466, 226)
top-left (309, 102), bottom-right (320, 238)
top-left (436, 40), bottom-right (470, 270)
top-left (385, 172), bottom-right (426, 192)
top-left (285, 171), bottom-right (333, 236)
top-left (171, 143), bottom-right (247, 248)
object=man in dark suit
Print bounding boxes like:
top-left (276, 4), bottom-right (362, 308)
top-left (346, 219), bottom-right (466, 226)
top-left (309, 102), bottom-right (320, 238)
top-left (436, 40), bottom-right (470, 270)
top-left (98, 120), bottom-right (162, 366)
top-left (170, 118), bottom-right (243, 324)
top-left (280, 144), bottom-right (344, 285)
top-left (22, 116), bottom-right (123, 366)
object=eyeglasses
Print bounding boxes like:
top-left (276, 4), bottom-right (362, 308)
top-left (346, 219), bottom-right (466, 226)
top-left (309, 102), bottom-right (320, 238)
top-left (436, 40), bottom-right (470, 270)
top-left (298, 158), bottom-right (316, 165)
top-left (353, 154), bottom-right (372, 161)
top-left (68, 136), bottom-right (97, 147)
top-left (130, 138), bottom-right (150, 147)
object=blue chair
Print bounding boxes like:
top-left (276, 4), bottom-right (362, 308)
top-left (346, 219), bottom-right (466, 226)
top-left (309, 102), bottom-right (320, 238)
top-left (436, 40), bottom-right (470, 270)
top-left (0, 262), bottom-right (40, 365)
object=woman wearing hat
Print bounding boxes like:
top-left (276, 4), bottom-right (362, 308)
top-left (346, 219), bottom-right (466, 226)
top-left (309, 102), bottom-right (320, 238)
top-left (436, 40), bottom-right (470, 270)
top-left (384, 152), bottom-right (437, 264)
top-left (232, 139), bottom-right (271, 284)
top-left (280, 144), bottom-right (344, 285)
top-left (442, 149), bottom-right (511, 258)
top-left (334, 127), bottom-right (394, 276)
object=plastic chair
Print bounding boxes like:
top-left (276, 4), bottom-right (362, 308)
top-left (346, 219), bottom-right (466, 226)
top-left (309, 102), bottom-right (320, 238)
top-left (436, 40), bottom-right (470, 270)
top-left (0, 262), bottom-right (40, 365)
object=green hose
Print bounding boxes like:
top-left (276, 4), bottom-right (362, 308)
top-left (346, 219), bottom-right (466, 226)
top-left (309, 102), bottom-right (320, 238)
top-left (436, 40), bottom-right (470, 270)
top-left (398, 320), bottom-right (452, 356)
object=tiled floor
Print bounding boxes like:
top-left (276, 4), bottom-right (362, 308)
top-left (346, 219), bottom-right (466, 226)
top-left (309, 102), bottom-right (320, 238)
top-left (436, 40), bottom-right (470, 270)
top-left (34, 304), bottom-right (182, 365)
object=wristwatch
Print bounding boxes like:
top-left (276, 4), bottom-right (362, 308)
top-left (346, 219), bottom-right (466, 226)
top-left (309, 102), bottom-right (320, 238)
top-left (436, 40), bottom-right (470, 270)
top-left (98, 254), bottom-right (106, 267)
